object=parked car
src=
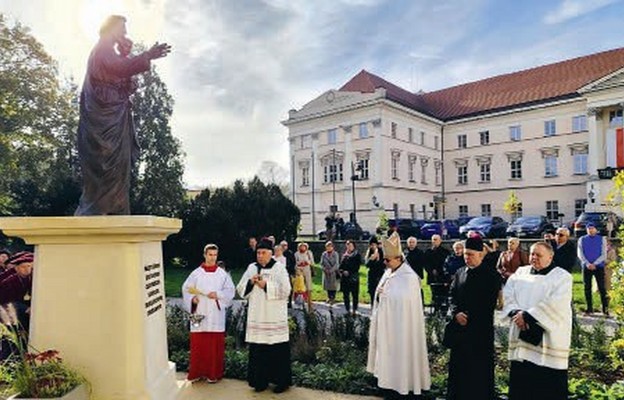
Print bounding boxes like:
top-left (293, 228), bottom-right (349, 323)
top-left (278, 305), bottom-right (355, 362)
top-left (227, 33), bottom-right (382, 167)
top-left (573, 211), bottom-right (621, 237)
top-left (317, 221), bottom-right (371, 241)
top-left (457, 216), bottom-right (477, 227)
top-left (459, 216), bottom-right (508, 238)
top-left (506, 215), bottom-right (556, 238)
top-left (420, 219), bottom-right (461, 240)
top-left (387, 218), bottom-right (427, 239)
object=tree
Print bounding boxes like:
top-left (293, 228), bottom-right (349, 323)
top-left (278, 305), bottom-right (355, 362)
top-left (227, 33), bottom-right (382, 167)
top-left (256, 160), bottom-right (289, 195)
top-left (0, 14), bottom-right (80, 216)
top-left (167, 177), bottom-right (300, 268)
top-left (503, 190), bottom-right (521, 220)
top-left (130, 49), bottom-right (186, 217)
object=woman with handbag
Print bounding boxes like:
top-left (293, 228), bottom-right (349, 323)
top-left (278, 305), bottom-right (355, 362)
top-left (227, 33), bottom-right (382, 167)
top-left (339, 240), bottom-right (362, 316)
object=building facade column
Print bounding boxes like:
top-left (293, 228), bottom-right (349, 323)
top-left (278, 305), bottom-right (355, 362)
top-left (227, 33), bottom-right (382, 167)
top-left (587, 107), bottom-right (601, 177)
top-left (342, 125), bottom-right (353, 218)
top-left (311, 132), bottom-right (320, 236)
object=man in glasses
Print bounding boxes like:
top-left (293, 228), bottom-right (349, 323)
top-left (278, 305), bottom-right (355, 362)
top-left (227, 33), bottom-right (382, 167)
top-left (367, 232), bottom-right (430, 399)
top-left (552, 227), bottom-right (576, 273)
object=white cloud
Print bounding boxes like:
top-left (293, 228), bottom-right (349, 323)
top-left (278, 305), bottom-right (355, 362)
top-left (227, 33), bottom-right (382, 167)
top-left (543, 0), bottom-right (620, 25)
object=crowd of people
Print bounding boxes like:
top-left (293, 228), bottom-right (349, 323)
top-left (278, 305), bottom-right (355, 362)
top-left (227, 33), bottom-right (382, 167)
top-left (182, 222), bottom-right (617, 399)
top-left (0, 220), bottom-right (611, 398)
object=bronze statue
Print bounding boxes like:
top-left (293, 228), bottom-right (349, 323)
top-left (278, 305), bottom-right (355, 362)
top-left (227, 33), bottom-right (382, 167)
top-left (75, 15), bottom-right (171, 216)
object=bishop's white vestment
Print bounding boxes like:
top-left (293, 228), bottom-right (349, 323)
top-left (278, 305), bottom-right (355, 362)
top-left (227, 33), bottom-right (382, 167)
top-left (367, 262), bottom-right (431, 395)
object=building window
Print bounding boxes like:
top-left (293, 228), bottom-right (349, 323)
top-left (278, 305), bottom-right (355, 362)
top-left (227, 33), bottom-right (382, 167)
top-left (410, 204), bottom-right (415, 219)
top-left (480, 163), bottom-right (491, 182)
top-left (544, 155), bottom-right (558, 177)
top-left (434, 136), bottom-right (439, 150)
top-left (457, 166), bottom-right (468, 185)
top-left (420, 131), bottom-right (425, 145)
top-left (481, 204), bottom-right (491, 217)
top-left (546, 200), bottom-right (559, 221)
top-left (408, 128), bottom-right (413, 143)
top-left (421, 163), bottom-right (427, 184)
top-left (434, 160), bottom-right (441, 186)
top-left (609, 110), bottom-right (623, 127)
top-left (391, 153), bottom-right (400, 180)
top-left (544, 120), bottom-right (556, 136)
top-left (393, 203), bottom-right (399, 219)
top-left (573, 153), bottom-right (588, 174)
top-left (391, 122), bottom-right (397, 138)
top-left (572, 115), bottom-right (587, 132)
top-left (408, 156), bottom-right (416, 182)
top-left (480, 131), bottom-right (490, 145)
top-left (359, 123), bottom-right (368, 139)
top-left (301, 166), bottom-right (309, 187)
top-left (510, 160), bottom-right (522, 179)
top-left (328, 129), bottom-right (337, 144)
top-left (575, 199), bottom-right (587, 217)
top-left (300, 136), bottom-right (304, 149)
top-left (458, 134), bottom-right (467, 149)
top-left (459, 205), bottom-right (468, 217)
top-left (510, 125), bottom-right (522, 141)
top-left (358, 159), bottom-right (369, 180)
top-left (323, 163), bottom-right (343, 184)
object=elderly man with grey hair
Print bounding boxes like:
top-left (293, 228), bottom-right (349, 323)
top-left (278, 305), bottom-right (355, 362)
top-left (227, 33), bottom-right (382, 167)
top-left (404, 236), bottom-right (425, 280)
top-left (552, 227), bottom-right (576, 273)
top-left (424, 234), bottom-right (450, 313)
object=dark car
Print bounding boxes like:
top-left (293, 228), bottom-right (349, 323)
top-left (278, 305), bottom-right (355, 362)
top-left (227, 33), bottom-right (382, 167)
top-left (459, 216), bottom-right (508, 238)
top-left (387, 218), bottom-right (427, 239)
top-left (573, 211), bottom-right (621, 237)
top-left (318, 222), bottom-right (371, 240)
top-left (506, 215), bottom-right (555, 238)
top-left (420, 219), bottom-right (461, 240)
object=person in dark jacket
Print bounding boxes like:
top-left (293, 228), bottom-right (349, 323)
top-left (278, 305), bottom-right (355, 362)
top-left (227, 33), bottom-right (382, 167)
top-left (553, 227), bottom-right (576, 273)
top-left (280, 240), bottom-right (297, 308)
top-left (365, 237), bottom-right (385, 307)
top-left (447, 237), bottom-right (500, 400)
top-left (404, 236), bottom-right (425, 279)
top-left (339, 240), bottom-right (362, 315)
top-left (443, 241), bottom-right (466, 280)
top-left (244, 237), bottom-right (258, 266)
top-left (424, 235), bottom-right (450, 312)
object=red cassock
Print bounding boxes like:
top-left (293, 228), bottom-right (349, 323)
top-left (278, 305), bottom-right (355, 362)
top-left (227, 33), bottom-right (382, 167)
top-left (188, 331), bottom-right (226, 381)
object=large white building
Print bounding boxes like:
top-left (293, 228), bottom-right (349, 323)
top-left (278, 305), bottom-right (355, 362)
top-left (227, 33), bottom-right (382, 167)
top-left (282, 48), bottom-right (624, 236)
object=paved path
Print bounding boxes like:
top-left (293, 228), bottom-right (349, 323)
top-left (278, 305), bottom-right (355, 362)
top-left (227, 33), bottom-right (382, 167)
top-left (176, 373), bottom-right (380, 400)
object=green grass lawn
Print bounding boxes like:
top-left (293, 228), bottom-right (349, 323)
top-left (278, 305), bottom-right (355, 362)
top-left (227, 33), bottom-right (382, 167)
top-left (166, 265), bottom-right (600, 312)
top-left (165, 264), bottom-right (432, 305)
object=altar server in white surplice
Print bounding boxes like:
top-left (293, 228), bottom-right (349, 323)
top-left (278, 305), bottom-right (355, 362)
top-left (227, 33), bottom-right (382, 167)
top-left (367, 232), bottom-right (431, 397)
top-left (182, 243), bottom-right (235, 383)
top-left (237, 237), bottom-right (292, 394)
top-left (503, 241), bottom-right (572, 400)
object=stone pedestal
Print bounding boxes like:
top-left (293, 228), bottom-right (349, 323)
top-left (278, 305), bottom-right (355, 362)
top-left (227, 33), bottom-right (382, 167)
top-left (0, 216), bottom-right (182, 400)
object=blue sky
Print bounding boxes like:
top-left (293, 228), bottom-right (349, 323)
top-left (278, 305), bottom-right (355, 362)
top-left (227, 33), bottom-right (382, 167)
top-left (1, 0), bottom-right (623, 187)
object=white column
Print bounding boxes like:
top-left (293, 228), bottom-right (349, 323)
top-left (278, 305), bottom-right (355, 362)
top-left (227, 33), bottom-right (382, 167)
top-left (342, 126), bottom-right (353, 216)
top-left (311, 133), bottom-right (320, 235)
top-left (587, 108), bottom-right (601, 176)
top-left (372, 118), bottom-right (383, 187)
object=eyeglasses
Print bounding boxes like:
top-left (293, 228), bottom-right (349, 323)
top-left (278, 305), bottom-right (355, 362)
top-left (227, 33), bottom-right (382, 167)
top-left (383, 258), bottom-right (392, 262)
top-left (555, 233), bottom-right (566, 236)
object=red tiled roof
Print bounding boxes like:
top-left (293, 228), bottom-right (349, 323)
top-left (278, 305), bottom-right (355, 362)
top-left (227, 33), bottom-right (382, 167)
top-left (339, 47), bottom-right (624, 121)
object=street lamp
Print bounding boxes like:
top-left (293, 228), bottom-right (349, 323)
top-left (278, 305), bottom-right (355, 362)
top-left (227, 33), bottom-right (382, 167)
top-left (351, 161), bottom-right (363, 223)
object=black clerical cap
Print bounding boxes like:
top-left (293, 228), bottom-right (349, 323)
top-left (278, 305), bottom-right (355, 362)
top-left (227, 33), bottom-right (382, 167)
top-left (465, 237), bottom-right (484, 252)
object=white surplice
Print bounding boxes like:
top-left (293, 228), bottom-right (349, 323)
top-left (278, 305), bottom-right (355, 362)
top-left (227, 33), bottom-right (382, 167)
top-left (502, 266), bottom-right (573, 370)
top-left (236, 260), bottom-right (291, 344)
top-left (182, 266), bottom-right (235, 332)
top-left (367, 262), bottom-right (431, 395)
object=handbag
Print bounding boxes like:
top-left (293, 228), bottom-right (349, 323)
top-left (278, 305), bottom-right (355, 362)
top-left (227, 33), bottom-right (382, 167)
top-left (442, 319), bottom-right (464, 348)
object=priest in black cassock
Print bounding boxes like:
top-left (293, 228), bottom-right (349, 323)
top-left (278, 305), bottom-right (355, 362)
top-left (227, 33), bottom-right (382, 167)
top-left (446, 236), bottom-right (501, 400)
